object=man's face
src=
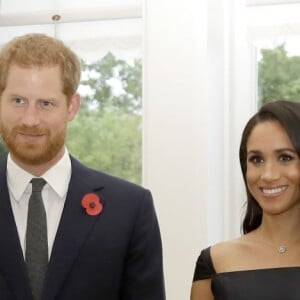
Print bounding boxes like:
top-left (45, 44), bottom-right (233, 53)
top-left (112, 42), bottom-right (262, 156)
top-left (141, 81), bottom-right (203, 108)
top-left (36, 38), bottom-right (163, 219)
top-left (0, 64), bottom-right (79, 167)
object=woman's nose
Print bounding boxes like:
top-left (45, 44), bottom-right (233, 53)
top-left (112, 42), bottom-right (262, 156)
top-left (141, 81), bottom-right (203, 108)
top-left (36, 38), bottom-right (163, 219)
top-left (260, 162), bottom-right (280, 182)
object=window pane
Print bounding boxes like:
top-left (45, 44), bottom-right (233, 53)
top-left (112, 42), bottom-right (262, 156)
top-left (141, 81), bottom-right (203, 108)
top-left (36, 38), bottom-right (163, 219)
top-left (247, 3), bottom-right (300, 108)
top-left (68, 51), bottom-right (142, 184)
top-left (257, 38), bottom-right (300, 107)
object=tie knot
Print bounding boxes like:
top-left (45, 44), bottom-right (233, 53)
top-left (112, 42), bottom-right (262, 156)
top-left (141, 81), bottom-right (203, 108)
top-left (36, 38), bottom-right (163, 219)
top-left (30, 178), bottom-right (47, 193)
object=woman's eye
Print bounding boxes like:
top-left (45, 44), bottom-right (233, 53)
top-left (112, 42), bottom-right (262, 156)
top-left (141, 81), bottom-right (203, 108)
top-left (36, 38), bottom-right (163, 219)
top-left (279, 154), bottom-right (294, 162)
top-left (248, 155), bottom-right (263, 164)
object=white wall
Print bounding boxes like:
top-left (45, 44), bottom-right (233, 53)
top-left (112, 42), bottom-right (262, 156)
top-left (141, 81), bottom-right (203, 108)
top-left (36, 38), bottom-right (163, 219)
top-left (143, 0), bottom-right (255, 299)
top-left (143, 1), bottom-right (208, 299)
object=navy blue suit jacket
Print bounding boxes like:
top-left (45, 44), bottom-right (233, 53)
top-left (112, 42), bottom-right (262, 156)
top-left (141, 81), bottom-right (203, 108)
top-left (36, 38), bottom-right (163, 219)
top-left (0, 156), bottom-right (165, 299)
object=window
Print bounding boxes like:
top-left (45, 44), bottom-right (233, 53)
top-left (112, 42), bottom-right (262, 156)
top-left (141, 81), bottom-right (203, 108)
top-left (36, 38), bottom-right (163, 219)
top-left (247, 2), bottom-right (300, 107)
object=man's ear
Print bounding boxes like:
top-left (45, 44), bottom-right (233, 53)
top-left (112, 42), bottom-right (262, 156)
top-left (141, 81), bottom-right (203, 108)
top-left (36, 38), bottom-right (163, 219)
top-left (68, 92), bottom-right (81, 121)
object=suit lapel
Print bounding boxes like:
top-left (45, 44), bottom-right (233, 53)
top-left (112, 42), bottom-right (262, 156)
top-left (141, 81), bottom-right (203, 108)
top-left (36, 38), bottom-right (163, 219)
top-left (0, 161), bottom-right (33, 300)
top-left (43, 158), bottom-right (104, 300)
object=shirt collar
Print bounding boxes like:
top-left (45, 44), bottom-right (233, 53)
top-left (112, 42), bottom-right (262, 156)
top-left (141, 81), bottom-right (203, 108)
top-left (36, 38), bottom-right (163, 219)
top-left (7, 148), bottom-right (72, 201)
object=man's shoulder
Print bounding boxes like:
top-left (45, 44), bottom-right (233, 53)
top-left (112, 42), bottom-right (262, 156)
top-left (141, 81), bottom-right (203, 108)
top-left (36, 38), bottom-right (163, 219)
top-left (70, 156), bottom-right (147, 193)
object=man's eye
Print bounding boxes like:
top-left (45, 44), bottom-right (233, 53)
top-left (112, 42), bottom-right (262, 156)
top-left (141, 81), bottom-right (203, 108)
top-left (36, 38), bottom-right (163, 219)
top-left (14, 97), bottom-right (25, 104)
top-left (40, 100), bottom-right (54, 108)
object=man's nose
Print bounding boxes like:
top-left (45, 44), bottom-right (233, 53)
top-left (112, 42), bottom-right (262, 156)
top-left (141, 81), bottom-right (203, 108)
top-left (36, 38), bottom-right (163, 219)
top-left (21, 104), bottom-right (40, 127)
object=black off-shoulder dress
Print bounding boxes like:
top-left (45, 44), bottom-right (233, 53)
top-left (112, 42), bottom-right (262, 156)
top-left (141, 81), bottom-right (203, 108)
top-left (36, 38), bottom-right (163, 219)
top-left (193, 247), bottom-right (300, 300)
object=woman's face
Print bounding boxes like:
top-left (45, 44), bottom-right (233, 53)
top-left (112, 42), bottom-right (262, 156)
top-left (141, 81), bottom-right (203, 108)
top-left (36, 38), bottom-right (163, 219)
top-left (246, 120), bottom-right (300, 216)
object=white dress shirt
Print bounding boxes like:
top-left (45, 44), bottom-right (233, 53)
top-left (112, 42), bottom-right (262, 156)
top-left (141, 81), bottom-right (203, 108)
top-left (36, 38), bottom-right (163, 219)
top-left (7, 149), bottom-right (72, 260)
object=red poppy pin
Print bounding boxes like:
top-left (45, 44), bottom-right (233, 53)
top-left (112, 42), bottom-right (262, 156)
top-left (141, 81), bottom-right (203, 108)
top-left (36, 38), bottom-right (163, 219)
top-left (81, 193), bottom-right (103, 216)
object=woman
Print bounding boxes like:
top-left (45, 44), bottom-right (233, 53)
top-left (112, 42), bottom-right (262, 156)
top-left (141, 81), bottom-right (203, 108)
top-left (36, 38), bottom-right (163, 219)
top-left (191, 100), bottom-right (300, 299)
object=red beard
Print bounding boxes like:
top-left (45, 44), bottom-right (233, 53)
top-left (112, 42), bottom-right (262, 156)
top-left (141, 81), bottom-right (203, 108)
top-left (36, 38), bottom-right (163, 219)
top-left (0, 124), bottom-right (67, 165)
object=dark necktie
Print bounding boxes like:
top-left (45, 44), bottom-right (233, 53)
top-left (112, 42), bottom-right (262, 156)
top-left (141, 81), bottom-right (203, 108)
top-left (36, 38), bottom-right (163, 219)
top-left (25, 178), bottom-right (48, 300)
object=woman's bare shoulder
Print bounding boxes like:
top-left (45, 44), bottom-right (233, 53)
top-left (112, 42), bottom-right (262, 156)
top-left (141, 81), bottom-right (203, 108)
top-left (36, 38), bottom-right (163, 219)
top-left (210, 235), bottom-right (254, 273)
top-left (211, 236), bottom-right (248, 255)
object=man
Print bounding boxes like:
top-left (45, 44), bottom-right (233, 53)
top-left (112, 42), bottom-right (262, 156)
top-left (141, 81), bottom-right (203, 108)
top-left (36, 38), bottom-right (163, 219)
top-left (0, 33), bottom-right (165, 300)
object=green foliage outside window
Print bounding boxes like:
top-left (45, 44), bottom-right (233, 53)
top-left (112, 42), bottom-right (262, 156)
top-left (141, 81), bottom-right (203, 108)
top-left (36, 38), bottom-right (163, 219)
top-left (67, 52), bottom-right (142, 184)
top-left (258, 44), bottom-right (300, 107)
